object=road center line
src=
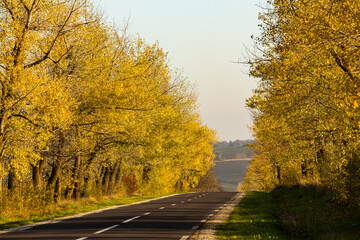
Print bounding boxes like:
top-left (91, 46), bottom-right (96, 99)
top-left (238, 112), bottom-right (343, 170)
top-left (122, 216), bottom-right (140, 224)
top-left (143, 212), bottom-right (151, 215)
top-left (201, 219), bottom-right (206, 222)
top-left (180, 236), bottom-right (189, 240)
top-left (94, 224), bottom-right (119, 234)
top-left (192, 226), bottom-right (199, 230)
top-left (159, 207), bottom-right (165, 210)
top-left (172, 203), bottom-right (176, 206)
top-left (76, 237), bottom-right (88, 240)
top-left (181, 201), bottom-right (185, 203)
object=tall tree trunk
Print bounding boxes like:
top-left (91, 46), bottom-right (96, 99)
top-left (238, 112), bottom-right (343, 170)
top-left (102, 166), bottom-right (111, 195)
top-left (114, 160), bottom-right (122, 189)
top-left (73, 154), bottom-right (81, 200)
top-left (47, 159), bottom-right (61, 189)
top-left (276, 165), bottom-right (281, 182)
top-left (301, 160), bottom-right (308, 177)
top-left (108, 161), bottom-right (122, 193)
top-left (32, 159), bottom-right (45, 190)
top-left (7, 167), bottom-right (17, 191)
top-left (54, 177), bottom-right (61, 202)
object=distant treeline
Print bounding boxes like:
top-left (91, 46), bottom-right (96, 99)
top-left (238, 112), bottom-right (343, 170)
top-left (214, 140), bottom-right (253, 149)
top-left (214, 140), bottom-right (254, 160)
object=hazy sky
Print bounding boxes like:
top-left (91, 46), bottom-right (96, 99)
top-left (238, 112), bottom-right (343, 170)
top-left (97, 0), bottom-right (262, 141)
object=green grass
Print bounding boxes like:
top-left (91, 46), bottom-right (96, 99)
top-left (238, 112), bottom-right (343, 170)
top-left (217, 186), bottom-right (360, 239)
top-left (217, 191), bottom-right (286, 239)
top-left (272, 185), bottom-right (360, 240)
top-left (0, 193), bottom-right (172, 230)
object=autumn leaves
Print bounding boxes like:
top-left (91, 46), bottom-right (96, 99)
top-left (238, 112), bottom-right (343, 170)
top-left (0, 0), bottom-right (216, 202)
top-left (244, 0), bottom-right (360, 204)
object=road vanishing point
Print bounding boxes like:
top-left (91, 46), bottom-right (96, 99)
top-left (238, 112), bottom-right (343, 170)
top-left (0, 192), bottom-right (238, 240)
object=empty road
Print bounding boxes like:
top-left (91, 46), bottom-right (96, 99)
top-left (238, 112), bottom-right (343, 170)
top-left (0, 192), bottom-right (238, 240)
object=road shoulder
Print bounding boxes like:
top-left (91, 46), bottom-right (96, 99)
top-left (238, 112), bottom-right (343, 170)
top-left (191, 192), bottom-right (244, 240)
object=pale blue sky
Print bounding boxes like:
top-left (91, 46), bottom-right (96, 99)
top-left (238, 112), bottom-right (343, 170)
top-left (96, 0), bottom-right (263, 141)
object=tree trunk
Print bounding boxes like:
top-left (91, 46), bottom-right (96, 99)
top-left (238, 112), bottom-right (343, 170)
top-left (32, 159), bottom-right (45, 190)
top-left (47, 159), bottom-right (61, 189)
top-left (73, 154), bottom-right (81, 200)
top-left (7, 167), bottom-right (17, 191)
top-left (301, 160), bottom-right (308, 177)
top-left (114, 160), bottom-right (122, 189)
top-left (276, 165), bottom-right (281, 182)
top-left (54, 177), bottom-right (61, 202)
top-left (102, 167), bottom-right (111, 194)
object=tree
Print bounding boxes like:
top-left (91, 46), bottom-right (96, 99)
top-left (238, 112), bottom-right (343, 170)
top-left (244, 0), bottom-right (360, 204)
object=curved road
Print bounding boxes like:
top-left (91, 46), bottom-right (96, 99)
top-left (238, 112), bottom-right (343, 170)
top-left (0, 192), bottom-right (238, 240)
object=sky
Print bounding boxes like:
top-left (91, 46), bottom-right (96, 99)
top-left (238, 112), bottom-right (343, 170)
top-left (96, 0), bottom-right (263, 141)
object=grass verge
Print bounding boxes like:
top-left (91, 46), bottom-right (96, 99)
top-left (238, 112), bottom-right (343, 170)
top-left (0, 193), bottom-right (172, 230)
top-left (217, 191), bottom-right (286, 239)
top-left (217, 185), bottom-right (360, 239)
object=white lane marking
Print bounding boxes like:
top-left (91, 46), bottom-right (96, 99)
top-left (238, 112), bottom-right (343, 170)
top-left (122, 216), bottom-right (140, 224)
top-left (19, 227), bottom-right (32, 231)
top-left (192, 226), bottom-right (199, 230)
top-left (181, 201), bottom-right (185, 203)
top-left (209, 214), bottom-right (214, 217)
top-left (143, 212), bottom-right (151, 215)
top-left (159, 207), bottom-right (165, 210)
top-left (76, 237), bottom-right (88, 240)
top-left (188, 199), bottom-right (192, 201)
top-left (94, 224), bottom-right (119, 234)
top-left (180, 236), bottom-right (189, 240)
top-left (201, 219), bottom-right (206, 223)
top-left (215, 209), bottom-right (219, 212)
top-left (172, 203), bottom-right (176, 206)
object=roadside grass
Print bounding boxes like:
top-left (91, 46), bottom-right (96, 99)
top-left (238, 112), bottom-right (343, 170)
top-left (272, 185), bottom-right (360, 240)
top-left (217, 185), bottom-right (360, 239)
top-left (217, 191), bottom-right (286, 239)
top-left (0, 193), bottom-right (172, 230)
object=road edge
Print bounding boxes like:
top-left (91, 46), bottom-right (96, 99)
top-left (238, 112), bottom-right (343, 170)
top-left (190, 192), bottom-right (244, 240)
top-left (0, 192), bottom-right (185, 234)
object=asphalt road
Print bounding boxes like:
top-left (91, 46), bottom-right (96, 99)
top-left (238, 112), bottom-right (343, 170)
top-left (0, 192), bottom-right (238, 240)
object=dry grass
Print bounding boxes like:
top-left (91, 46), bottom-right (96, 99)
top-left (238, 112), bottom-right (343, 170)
top-left (0, 189), bottom-right (171, 230)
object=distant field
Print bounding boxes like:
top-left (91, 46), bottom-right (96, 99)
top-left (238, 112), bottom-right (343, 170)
top-left (214, 146), bottom-right (253, 161)
top-left (213, 159), bottom-right (250, 192)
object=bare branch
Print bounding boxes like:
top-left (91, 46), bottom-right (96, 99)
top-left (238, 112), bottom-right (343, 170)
top-left (24, 0), bottom-right (79, 69)
top-left (9, 114), bottom-right (42, 127)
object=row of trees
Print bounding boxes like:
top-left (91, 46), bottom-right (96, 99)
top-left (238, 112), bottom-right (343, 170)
top-left (0, 0), bottom-right (216, 204)
top-left (243, 0), bottom-right (360, 205)
top-left (213, 139), bottom-right (253, 149)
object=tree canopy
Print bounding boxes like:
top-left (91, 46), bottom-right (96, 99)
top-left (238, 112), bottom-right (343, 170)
top-left (0, 0), bottom-right (216, 206)
top-left (243, 0), bottom-right (360, 205)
